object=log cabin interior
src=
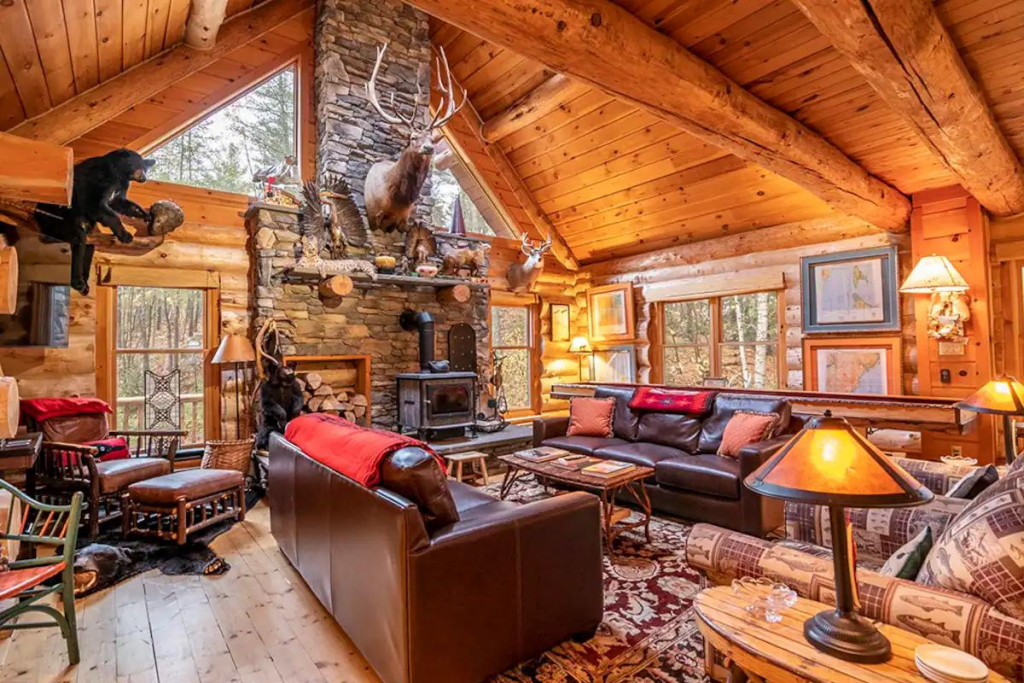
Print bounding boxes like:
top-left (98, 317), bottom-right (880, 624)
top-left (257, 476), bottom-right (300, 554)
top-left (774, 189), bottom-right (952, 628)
top-left (2, 0), bottom-right (1024, 681)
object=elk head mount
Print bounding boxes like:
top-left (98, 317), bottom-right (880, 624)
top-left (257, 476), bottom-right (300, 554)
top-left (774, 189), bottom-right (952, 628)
top-left (506, 233), bottom-right (552, 292)
top-left (364, 43), bottom-right (466, 233)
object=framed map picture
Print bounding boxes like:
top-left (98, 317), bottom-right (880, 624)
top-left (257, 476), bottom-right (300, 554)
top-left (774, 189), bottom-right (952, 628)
top-left (803, 337), bottom-right (902, 396)
top-left (588, 283), bottom-right (635, 341)
top-left (550, 303), bottom-right (570, 342)
top-left (801, 246), bottom-right (899, 333)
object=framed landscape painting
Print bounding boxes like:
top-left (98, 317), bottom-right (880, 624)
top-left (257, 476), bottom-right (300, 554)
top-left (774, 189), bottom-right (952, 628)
top-left (588, 283), bottom-right (635, 341)
top-left (803, 337), bottom-right (902, 396)
top-left (801, 246), bottom-right (899, 333)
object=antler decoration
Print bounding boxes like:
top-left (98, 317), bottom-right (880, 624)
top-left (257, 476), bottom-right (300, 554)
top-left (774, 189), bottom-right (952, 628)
top-left (520, 232), bottom-right (553, 255)
top-left (366, 42), bottom-right (467, 137)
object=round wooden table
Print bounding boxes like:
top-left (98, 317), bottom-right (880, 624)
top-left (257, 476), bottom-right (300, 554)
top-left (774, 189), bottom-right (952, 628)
top-left (694, 585), bottom-right (1009, 683)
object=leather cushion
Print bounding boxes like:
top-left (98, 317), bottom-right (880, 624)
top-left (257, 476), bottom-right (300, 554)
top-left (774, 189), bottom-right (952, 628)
top-left (655, 455), bottom-right (741, 499)
top-left (567, 397), bottom-right (615, 438)
top-left (379, 446), bottom-right (459, 533)
top-left (593, 442), bottom-right (686, 469)
top-left (96, 458), bottom-right (171, 494)
top-left (698, 394), bottom-right (792, 454)
top-left (40, 413), bottom-right (109, 444)
top-left (542, 435), bottom-right (628, 456)
top-left (637, 413), bottom-right (701, 453)
top-left (126, 468), bottom-right (242, 504)
top-left (594, 386), bottom-right (640, 441)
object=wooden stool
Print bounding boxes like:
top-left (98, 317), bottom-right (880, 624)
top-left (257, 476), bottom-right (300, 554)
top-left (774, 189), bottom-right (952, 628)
top-left (446, 451), bottom-right (490, 485)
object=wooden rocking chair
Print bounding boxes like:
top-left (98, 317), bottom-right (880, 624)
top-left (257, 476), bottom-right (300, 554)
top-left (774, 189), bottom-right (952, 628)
top-left (0, 479), bottom-right (83, 665)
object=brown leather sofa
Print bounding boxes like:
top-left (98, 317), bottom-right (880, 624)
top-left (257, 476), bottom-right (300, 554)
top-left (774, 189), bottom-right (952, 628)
top-left (268, 433), bottom-right (604, 683)
top-left (534, 386), bottom-right (803, 536)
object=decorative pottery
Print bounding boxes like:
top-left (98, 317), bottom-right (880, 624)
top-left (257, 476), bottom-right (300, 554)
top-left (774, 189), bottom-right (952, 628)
top-left (416, 264), bottom-right (439, 278)
top-left (375, 255), bottom-right (396, 274)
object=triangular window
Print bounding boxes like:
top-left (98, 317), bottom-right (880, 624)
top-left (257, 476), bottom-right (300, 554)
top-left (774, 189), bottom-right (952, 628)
top-left (431, 164), bottom-right (511, 237)
top-left (146, 68), bottom-right (297, 195)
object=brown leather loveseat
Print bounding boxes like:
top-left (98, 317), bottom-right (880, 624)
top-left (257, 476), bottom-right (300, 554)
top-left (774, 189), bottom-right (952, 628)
top-left (534, 386), bottom-right (802, 536)
top-left (268, 432), bottom-right (604, 683)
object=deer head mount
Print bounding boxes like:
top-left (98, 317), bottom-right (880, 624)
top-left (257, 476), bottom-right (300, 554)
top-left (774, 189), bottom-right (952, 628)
top-left (363, 43), bottom-right (466, 233)
top-left (506, 233), bottom-right (552, 292)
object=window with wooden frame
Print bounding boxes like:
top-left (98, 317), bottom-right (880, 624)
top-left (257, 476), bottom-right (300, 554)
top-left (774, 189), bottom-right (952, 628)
top-left (490, 303), bottom-right (539, 413)
top-left (96, 271), bottom-right (222, 447)
top-left (660, 291), bottom-right (782, 389)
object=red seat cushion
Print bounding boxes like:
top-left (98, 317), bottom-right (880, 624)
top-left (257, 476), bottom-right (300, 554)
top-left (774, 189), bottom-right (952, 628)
top-left (0, 562), bottom-right (66, 600)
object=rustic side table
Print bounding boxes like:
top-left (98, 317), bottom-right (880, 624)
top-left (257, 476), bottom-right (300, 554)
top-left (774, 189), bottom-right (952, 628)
top-left (694, 585), bottom-right (1009, 683)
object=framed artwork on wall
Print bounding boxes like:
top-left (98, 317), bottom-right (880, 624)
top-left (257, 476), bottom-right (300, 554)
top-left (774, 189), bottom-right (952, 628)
top-left (803, 337), bottom-right (902, 396)
top-left (588, 283), bottom-right (635, 341)
top-left (550, 303), bottom-right (570, 342)
top-left (801, 246), bottom-right (900, 334)
top-left (591, 345), bottom-right (636, 384)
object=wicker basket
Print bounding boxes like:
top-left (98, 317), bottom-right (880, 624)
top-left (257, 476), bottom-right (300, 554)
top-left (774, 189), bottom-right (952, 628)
top-left (201, 438), bottom-right (254, 473)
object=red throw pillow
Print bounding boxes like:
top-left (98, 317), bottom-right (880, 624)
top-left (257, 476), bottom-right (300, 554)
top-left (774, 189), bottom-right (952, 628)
top-left (629, 387), bottom-right (716, 416)
top-left (85, 437), bottom-right (130, 462)
top-left (718, 411), bottom-right (779, 458)
top-left (567, 397), bottom-right (615, 438)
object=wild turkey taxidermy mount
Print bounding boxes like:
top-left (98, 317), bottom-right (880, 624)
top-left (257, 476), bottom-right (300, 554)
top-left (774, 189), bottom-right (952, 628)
top-left (363, 43), bottom-right (466, 233)
top-left (299, 173), bottom-right (369, 259)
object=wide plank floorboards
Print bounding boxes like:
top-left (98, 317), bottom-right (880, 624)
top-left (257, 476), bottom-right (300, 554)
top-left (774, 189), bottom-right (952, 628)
top-left (0, 502), bottom-right (381, 683)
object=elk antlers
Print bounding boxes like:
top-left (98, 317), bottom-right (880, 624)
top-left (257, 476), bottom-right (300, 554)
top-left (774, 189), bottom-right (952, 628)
top-left (520, 232), bottom-right (553, 256)
top-left (366, 43), bottom-right (467, 137)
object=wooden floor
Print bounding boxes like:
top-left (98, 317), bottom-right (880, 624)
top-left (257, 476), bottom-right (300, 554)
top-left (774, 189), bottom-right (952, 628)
top-left (0, 502), bottom-right (382, 683)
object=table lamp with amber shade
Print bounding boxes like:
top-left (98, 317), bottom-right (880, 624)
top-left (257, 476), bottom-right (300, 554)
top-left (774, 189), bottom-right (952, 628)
top-left (745, 412), bottom-right (932, 663)
top-left (957, 375), bottom-right (1024, 465)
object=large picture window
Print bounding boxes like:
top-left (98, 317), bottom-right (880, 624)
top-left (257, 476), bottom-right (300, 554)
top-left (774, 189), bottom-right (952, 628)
top-left (115, 287), bottom-right (207, 445)
top-left (491, 305), bottom-right (536, 412)
top-left (661, 291), bottom-right (780, 389)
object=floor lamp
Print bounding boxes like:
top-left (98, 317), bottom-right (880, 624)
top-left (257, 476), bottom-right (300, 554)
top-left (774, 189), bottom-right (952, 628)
top-left (212, 334), bottom-right (256, 440)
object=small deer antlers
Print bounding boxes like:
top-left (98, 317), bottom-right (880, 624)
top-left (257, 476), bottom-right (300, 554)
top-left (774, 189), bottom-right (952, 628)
top-left (520, 232), bottom-right (553, 256)
top-left (366, 42), bottom-right (467, 137)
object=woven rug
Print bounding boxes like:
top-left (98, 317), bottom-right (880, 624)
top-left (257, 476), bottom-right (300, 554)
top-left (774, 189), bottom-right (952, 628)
top-left (485, 475), bottom-right (710, 683)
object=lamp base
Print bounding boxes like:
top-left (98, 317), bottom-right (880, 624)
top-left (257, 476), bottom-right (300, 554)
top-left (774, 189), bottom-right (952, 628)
top-left (804, 609), bottom-right (891, 663)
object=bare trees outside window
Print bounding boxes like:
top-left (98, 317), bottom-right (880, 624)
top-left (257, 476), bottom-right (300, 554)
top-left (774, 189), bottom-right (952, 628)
top-left (491, 305), bottom-right (534, 411)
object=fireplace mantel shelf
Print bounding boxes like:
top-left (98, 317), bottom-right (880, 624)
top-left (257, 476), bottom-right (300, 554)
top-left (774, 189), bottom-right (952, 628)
top-left (286, 266), bottom-right (489, 290)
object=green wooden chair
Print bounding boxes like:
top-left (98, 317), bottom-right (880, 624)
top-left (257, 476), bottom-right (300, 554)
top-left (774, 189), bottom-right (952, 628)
top-left (0, 478), bottom-right (82, 665)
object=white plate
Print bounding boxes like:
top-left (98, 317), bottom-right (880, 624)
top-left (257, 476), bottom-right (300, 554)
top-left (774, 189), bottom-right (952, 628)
top-left (916, 645), bottom-right (988, 682)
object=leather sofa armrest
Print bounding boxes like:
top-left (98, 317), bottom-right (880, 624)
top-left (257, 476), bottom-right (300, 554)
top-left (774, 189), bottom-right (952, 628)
top-left (533, 416), bottom-right (570, 446)
top-left (686, 523), bottom-right (1024, 682)
top-left (736, 434), bottom-right (791, 477)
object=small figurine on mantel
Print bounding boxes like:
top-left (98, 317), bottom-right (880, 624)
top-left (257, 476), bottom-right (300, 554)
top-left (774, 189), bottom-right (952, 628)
top-left (403, 221), bottom-right (438, 271)
top-left (441, 243), bottom-right (488, 279)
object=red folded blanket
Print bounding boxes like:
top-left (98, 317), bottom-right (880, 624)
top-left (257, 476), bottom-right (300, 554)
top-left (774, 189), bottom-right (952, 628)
top-left (21, 397), bottom-right (112, 422)
top-left (284, 414), bottom-right (444, 487)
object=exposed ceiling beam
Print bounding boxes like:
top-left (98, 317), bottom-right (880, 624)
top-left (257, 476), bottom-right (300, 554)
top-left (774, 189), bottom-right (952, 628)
top-left (791, 0), bottom-right (1024, 217)
top-left (185, 0), bottom-right (231, 50)
top-left (480, 73), bottom-right (589, 143)
top-left (0, 132), bottom-right (73, 205)
top-left (405, 0), bottom-right (910, 232)
top-left (7, 0), bottom-right (313, 145)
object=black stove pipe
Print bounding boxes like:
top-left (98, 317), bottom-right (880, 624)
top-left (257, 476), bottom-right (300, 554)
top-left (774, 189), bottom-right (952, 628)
top-left (400, 309), bottom-right (437, 371)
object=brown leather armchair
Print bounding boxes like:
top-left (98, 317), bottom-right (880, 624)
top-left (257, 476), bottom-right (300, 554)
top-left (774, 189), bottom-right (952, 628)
top-left (269, 433), bottom-right (604, 683)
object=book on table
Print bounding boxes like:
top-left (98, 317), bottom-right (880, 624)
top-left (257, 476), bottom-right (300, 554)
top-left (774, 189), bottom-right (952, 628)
top-left (581, 460), bottom-right (636, 477)
top-left (552, 454), bottom-right (599, 470)
top-left (516, 446), bottom-right (564, 463)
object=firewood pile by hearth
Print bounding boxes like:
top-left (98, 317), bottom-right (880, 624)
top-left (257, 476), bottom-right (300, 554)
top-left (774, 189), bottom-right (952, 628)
top-left (297, 371), bottom-right (368, 423)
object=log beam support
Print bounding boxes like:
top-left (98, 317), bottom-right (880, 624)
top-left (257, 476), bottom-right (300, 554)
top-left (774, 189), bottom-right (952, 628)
top-left (0, 132), bottom-right (73, 205)
top-left (409, 0), bottom-right (910, 232)
top-left (791, 0), bottom-right (1024, 217)
top-left (481, 74), bottom-right (589, 143)
top-left (185, 0), bottom-right (231, 50)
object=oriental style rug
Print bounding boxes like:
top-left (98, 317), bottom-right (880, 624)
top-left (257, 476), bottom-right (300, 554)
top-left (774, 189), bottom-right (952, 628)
top-left (485, 475), bottom-right (709, 683)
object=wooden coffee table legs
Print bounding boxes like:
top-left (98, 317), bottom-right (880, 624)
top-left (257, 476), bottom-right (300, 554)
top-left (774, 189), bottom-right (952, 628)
top-left (601, 479), bottom-right (652, 554)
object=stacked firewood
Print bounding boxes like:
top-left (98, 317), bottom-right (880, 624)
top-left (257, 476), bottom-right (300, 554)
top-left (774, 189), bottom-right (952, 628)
top-left (297, 371), bottom-right (368, 423)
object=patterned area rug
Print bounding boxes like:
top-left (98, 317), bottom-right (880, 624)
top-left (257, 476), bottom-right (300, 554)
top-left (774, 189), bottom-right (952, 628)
top-left (485, 475), bottom-right (710, 683)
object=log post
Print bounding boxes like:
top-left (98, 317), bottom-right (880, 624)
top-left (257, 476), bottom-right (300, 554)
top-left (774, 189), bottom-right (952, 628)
top-left (481, 74), bottom-right (589, 143)
top-left (0, 377), bottom-right (19, 439)
top-left (0, 245), bottom-right (18, 316)
top-left (0, 133), bottom-right (74, 205)
top-left (438, 284), bottom-right (471, 304)
top-left (319, 274), bottom-right (354, 298)
top-left (184, 0), bottom-right (230, 50)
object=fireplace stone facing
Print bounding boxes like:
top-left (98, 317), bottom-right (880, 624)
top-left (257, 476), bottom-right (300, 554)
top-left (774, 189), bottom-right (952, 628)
top-left (247, 205), bottom-right (490, 430)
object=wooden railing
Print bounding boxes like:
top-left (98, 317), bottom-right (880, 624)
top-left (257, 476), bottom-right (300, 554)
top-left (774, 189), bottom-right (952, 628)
top-left (116, 393), bottom-right (204, 446)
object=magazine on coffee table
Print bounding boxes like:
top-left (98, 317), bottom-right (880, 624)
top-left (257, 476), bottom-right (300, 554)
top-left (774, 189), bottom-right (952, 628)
top-left (581, 460), bottom-right (636, 477)
top-left (551, 454), bottom-right (599, 470)
top-left (515, 446), bottom-right (564, 463)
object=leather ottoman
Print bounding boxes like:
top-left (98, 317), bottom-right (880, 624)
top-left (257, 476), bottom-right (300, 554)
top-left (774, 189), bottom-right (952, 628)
top-left (123, 469), bottom-right (246, 545)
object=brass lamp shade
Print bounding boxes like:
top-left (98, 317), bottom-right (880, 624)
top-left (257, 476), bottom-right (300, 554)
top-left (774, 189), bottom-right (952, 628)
top-left (957, 375), bottom-right (1024, 416)
top-left (899, 255), bottom-right (969, 293)
top-left (746, 414), bottom-right (933, 508)
top-left (212, 334), bottom-right (256, 364)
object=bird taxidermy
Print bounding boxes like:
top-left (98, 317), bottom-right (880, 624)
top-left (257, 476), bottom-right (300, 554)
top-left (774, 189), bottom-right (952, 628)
top-left (364, 43), bottom-right (466, 233)
top-left (403, 221), bottom-right (437, 268)
top-left (300, 174), bottom-right (369, 259)
top-left (506, 233), bottom-right (552, 292)
top-left (441, 244), bottom-right (487, 278)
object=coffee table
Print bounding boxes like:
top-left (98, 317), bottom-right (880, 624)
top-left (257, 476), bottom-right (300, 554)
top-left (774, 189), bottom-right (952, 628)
top-left (499, 449), bottom-right (653, 554)
top-left (694, 585), bottom-right (1010, 683)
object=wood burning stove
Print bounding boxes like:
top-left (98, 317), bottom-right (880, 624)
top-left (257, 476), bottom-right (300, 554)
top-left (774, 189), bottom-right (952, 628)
top-left (396, 310), bottom-right (477, 439)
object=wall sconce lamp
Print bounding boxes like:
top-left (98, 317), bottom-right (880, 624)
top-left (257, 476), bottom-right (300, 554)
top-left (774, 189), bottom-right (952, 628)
top-left (899, 255), bottom-right (971, 340)
top-left (569, 336), bottom-right (592, 382)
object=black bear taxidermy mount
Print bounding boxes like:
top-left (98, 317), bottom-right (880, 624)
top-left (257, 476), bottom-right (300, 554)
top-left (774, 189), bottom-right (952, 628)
top-left (34, 149), bottom-right (156, 295)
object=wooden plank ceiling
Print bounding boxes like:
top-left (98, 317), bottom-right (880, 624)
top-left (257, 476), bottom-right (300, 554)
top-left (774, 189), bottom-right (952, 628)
top-left (430, 0), bottom-right (1024, 264)
top-left (0, 0), bottom-right (267, 131)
